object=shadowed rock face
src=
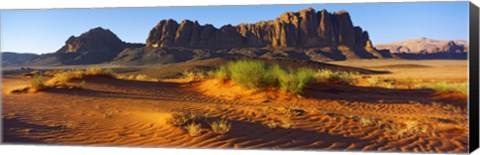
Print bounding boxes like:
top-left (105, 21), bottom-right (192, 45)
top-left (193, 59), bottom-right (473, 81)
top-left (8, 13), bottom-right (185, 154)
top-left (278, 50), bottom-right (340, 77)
top-left (146, 8), bottom-right (380, 59)
top-left (28, 27), bottom-right (145, 65)
top-left (50, 27), bottom-right (144, 65)
top-left (60, 27), bottom-right (125, 53)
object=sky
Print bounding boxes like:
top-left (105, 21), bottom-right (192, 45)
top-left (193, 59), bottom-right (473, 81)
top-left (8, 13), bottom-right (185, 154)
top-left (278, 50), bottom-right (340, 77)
top-left (0, 1), bottom-right (470, 54)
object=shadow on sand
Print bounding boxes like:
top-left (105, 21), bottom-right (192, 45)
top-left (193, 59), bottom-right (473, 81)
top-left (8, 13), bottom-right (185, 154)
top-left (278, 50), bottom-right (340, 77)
top-left (2, 118), bottom-right (63, 144)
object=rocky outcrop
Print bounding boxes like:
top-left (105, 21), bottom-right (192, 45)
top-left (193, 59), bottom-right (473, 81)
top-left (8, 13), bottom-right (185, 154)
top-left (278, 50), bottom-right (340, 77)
top-left (146, 8), bottom-right (383, 59)
top-left (28, 27), bottom-right (144, 66)
top-left (51, 27), bottom-right (144, 65)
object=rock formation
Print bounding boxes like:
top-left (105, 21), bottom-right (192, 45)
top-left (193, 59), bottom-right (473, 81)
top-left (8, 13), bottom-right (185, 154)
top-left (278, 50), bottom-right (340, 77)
top-left (5, 8), bottom-right (395, 67)
top-left (146, 8), bottom-right (383, 59)
top-left (28, 27), bottom-right (144, 65)
top-left (51, 27), bottom-right (144, 65)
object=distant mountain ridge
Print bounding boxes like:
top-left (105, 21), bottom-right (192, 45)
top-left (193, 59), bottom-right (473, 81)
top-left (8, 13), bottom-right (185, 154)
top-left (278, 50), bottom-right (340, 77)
top-left (374, 38), bottom-right (468, 59)
top-left (2, 52), bottom-right (39, 67)
top-left (374, 37), bottom-right (468, 54)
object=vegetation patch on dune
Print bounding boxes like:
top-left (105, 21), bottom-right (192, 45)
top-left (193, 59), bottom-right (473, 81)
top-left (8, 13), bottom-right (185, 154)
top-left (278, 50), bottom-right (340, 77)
top-left (11, 66), bottom-right (116, 93)
top-left (423, 82), bottom-right (468, 96)
top-left (117, 74), bottom-right (158, 81)
top-left (365, 76), bottom-right (396, 89)
top-left (209, 60), bottom-right (321, 95)
top-left (314, 69), bottom-right (358, 85)
top-left (28, 74), bottom-right (47, 92)
top-left (48, 66), bottom-right (116, 85)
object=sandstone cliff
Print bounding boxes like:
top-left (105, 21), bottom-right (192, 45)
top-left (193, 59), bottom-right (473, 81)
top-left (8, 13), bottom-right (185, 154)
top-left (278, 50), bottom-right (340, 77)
top-left (146, 8), bottom-right (383, 59)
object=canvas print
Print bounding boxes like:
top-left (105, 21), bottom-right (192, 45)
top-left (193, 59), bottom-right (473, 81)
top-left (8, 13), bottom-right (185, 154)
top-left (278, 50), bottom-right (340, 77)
top-left (1, 1), bottom-right (473, 153)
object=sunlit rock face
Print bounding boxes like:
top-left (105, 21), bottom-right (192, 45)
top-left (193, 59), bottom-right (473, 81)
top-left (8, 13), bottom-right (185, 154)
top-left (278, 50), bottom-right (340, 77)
top-left (146, 8), bottom-right (381, 58)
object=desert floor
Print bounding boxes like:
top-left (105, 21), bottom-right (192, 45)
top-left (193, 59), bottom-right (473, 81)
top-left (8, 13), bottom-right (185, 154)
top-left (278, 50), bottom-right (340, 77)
top-left (2, 59), bottom-right (469, 153)
top-left (330, 59), bottom-right (468, 81)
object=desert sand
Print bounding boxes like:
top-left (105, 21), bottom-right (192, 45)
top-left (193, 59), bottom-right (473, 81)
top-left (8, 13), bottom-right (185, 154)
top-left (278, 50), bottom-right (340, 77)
top-left (2, 59), bottom-right (468, 153)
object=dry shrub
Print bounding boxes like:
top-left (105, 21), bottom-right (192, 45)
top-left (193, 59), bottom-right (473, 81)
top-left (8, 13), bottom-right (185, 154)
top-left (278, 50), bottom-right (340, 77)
top-left (184, 123), bottom-right (203, 137)
top-left (29, 74), bottom-right (46, 91)
top-left (314, 69), bottom-right (357, 85)
top-left (427, 82), bottom-right (467, 96)
top-left (264, 119), bottom-right (278, 128)
top-left (209, 119), bottom-right (231, 135)
top-left (366, 76), bottom-right (396, 89)
top-left (279, 117), bottom-right (293, 129)
top-left (182, 71), bottom-right (205, 82)
top-left (358, 117), bottom-right (374, 127)
top-left (385, 121), bottom-right (429, 139)
top-left (85, 66), bottom-right (116, 77)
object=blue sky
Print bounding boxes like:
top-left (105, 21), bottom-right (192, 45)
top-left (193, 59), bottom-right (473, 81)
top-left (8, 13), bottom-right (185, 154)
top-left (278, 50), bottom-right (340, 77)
top-left (0, 1), bottom-right (469, 54)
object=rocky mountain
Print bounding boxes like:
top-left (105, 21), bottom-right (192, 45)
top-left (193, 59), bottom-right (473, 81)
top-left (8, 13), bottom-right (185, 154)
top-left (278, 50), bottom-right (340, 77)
top-left (2, 52), bottom-right (39, 67)
top-left (23, 27), bottom-right (144, 66)
top-left (145, 8), bottom-right (385, 59)
top-left (4, 8), bottom-right (393, 67)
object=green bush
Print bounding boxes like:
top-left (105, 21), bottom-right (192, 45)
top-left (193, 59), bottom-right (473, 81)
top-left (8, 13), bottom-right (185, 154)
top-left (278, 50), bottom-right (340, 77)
top-left (210, 60), bottom-right (316, 95)
top-left (278, 68), bottom-right (315, 94)
top-left (226, 60), bottom-right (271, 89)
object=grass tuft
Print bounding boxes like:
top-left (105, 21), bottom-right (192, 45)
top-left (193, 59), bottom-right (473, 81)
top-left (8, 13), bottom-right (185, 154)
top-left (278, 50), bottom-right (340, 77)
top-left (182, 71), bottom-right (205, 82)
top-left (428, 82), bottom-right (467, 96)
top-left (184, 123), bottom-right (203, 137)
top-left (209, 119), bottom-right (231, 135)
top-left (358, 117), bottom-right (374, 127)
top-left (29, 74), bottom-right (46, 91)
top-left (366, 77), bottom-right (396, 89)
top-left (314, 69), bottom-right (357, 85)
top-left (385, 121), bottom-right (428, 139)
top-left (264, 119), bottom-right (278, 128)
top-left (85, 66), bottom-right (116, 77)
